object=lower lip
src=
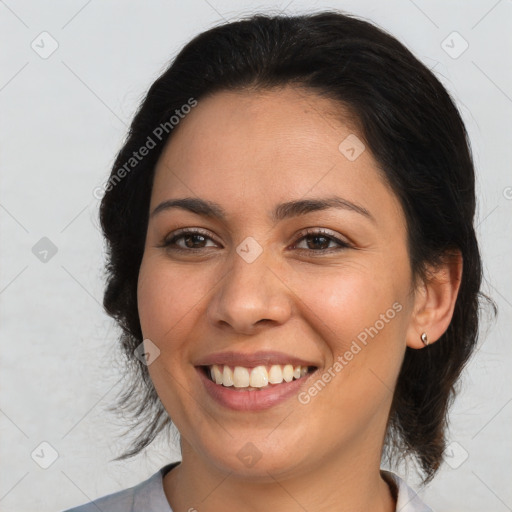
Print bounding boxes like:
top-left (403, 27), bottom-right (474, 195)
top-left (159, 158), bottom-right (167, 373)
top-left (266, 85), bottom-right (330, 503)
top-left (196, 367), bottom-right (316, 411)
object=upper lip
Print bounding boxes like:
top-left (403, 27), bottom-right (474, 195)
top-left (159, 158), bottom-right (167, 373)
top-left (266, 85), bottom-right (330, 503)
top-left (195, 351), bottom-right (319, 368)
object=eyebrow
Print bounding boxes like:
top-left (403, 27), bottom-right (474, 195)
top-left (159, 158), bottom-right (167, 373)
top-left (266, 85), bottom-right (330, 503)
top-left (150, 196), bottom-right (375, 223)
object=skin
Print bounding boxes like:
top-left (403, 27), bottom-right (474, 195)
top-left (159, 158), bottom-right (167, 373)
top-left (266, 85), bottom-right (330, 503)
top-left (137, 86), bottom-right (462, 512)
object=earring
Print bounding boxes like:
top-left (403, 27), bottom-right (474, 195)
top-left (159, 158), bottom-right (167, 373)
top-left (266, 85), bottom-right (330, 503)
top-left (421, 332), bottom-right (429, 346)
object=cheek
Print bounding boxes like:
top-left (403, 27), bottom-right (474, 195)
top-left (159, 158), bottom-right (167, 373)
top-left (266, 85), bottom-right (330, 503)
top-left (289, 265), bottom-right (398, 346)
top-left (282, 268), bottom-right (407, 451)
top-left (136, 258), bottom-right (203, 419)
top-left (288, 265), bottom-right (407, 392)
top-left (137, 256), bottom-right (210, 340)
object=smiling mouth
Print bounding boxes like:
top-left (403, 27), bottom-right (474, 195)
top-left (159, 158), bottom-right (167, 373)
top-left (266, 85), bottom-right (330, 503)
top-left (200, 364), bottom-right (317, 390)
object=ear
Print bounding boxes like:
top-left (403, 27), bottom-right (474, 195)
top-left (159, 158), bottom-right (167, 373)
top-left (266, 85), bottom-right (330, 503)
top-left (406, 250), bottom-right (463, 349)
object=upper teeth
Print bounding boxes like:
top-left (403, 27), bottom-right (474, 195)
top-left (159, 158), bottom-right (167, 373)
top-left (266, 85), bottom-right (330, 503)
top-left (208, 364), bottom-right (309, 388)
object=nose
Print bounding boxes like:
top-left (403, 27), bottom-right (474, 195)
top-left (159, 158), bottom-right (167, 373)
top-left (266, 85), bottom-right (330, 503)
top-left (206, 247), bottom-right (292, 335)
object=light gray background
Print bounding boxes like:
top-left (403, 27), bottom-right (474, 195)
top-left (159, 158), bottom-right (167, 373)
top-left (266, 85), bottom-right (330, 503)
top-left (1, 1), bottom-right (511, 511)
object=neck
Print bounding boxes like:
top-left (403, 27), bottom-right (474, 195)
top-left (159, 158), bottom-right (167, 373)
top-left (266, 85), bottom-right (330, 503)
top-left (163, 442), bottom-right (396, 512)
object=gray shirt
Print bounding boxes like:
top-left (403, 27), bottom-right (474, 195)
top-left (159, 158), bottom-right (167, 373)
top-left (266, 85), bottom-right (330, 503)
top-left (62, 463), bottom-right (433, 512)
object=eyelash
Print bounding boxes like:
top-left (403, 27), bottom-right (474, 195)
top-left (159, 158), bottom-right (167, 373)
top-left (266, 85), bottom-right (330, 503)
top-left (159, 228), bottom-right (352, 254)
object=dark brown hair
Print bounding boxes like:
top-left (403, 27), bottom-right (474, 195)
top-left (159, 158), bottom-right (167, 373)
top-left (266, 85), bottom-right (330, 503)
top-left (99, 10), bottom-right (496, 484)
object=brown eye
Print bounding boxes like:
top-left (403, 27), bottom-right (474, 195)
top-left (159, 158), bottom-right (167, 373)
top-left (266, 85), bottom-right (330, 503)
top-left (181, 233), bottom-right (208, 249)
top-left (161, 229), bottom-right (219, 251)
top-left (293, 229), bottom-right (351, 252)
top-left (304, 234), bottom-right (331, 250)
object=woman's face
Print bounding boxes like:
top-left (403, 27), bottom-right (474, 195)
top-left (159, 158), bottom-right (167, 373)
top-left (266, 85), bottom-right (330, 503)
top-left (138, 86), bottom-right (417, 478)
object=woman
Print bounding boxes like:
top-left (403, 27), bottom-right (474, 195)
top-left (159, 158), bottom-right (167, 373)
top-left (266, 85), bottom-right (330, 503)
top-left (64, 10), bottom-right (493, 512)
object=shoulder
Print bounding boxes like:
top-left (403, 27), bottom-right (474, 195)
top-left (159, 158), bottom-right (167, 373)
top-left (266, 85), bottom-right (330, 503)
top-left (61, 463), bottom-right (179, 512)
top-left (381, 470), bottom-right (435, 512)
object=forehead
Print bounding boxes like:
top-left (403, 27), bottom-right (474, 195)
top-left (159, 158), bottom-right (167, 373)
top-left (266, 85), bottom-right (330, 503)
top-left (151, 87), bottom-right (403, 224)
